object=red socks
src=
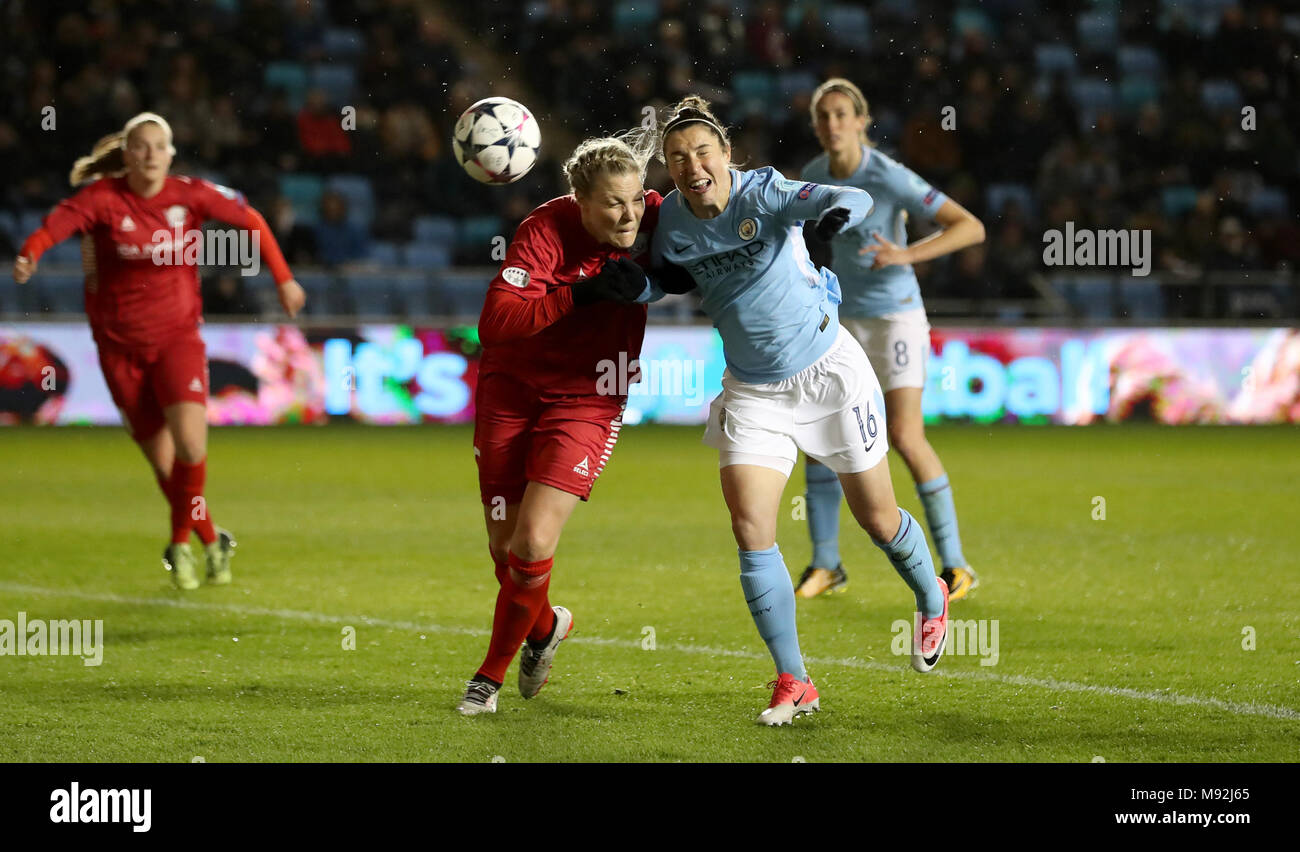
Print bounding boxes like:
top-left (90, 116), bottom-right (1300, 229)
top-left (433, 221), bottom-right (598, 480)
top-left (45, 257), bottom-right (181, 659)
top-left (476, 552), bottom-right (554, 684)
top-left (169, 458), bottom-right (217, 545)
top-left (490, 559), bottom-right (554, 645)
top-left (528, 589), bottom-right (556, 644)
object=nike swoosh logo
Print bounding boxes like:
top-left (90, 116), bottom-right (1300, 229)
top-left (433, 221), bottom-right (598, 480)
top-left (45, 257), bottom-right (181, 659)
top-left (792, 689), bottom-right (805, 707)
top-left (673, 243), bottom-right (692, 253)
top-left (745, 590), bottom-right (771, 605)
top-left (864, 439), bottom-right (876, 452)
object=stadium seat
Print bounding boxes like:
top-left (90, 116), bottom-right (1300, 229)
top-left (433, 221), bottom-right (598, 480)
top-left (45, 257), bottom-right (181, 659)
top-left (1160, 185), bottom-right (1198, 219)
top-left (1119, 77), bottom-right (1160, 111)
top-left (403, 244), bottom-right (452, 269)
top-left (827, 5), bottom-right (870, 50)
top-left (524, 0), bottom-right (549, 23)
top-left (985, 183), bottom-right (1035, 220)
top-left (1070, 77), bottom-right (1117, 111)
top-left (1062, 275), bottom-right (1116, 320)
top-left (1117, 45), bottom-right (1161, 76)
top-left (392, 274), bottom-right (437, 317)
top-left (1034, 43), bottom-right (1077, 76)
top-left (0, 278), bottom-right (19, 315)
top-left (413, 215), bottom-right (457, 246)
top-left (1076, 11), bottom-right (1119, 52)
top-left (43, 241), bottom-right (82, 265)
top-left (265, 61), bottom-right (308, 108)
top-left (732, 71), bottom-right (776, 118)
top-left (1200, 79), bottom-right (1242, 112)
top-left (1247, 187), bottom-right (1289, 218)
top-left (280, 174), bottom-right (324, 226)
top-left (309, 64), bottom-right (357, 105)
top-left (1119, 277), bottom-right (1166, 320)
top-left (366, 241), bottom-right (400, 266)
top-left (777, 71), bottom-right (818, 102)
top-left (41, 275), bottom-right (84, 314)
top-left (322, 27), bottom-right (365, 60)
top-left (19, 210), bottom-right (46, 240)
top-left (952, 7), bottom-right (993, 38)
top-left (612, 0), bottom-right (660, 33)
top-left (436, 272), bottom-right (489, 318)
top-left (346, 276), bottom-right (400, 318)
top-left (295, 272), bottom-right (336, 316)
top-left (457, 216), bottom-right (503, 252)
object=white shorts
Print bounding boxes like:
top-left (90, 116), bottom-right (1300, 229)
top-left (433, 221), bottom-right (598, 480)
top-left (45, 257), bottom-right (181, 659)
top-left (842, 308), bottom-right (931, 392)
top-left (702, 326), bottom-right (889, 476)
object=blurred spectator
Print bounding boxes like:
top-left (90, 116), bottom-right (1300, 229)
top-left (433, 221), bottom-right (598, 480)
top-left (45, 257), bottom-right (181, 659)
top-left (202, 272), bottom-right (255, 315)
top-left (314, 192), bottom-right (369, 267)
top-left (297, 89), bottom-right (351, 171)
top-left (268, 197), bottom-right (318, 266)
top-left (988, 221), bottom-right (1039, 300)
top-left (1, 0), bottom-right (1296, 319)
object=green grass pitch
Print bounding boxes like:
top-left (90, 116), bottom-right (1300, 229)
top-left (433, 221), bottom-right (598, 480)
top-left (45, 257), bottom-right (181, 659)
top-left (1, 424), bottom-right (1296, 762)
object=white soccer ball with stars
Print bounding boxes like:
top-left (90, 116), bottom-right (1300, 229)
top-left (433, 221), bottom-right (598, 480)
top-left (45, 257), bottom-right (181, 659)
top-left (452, 97), bottom-right (541, 185)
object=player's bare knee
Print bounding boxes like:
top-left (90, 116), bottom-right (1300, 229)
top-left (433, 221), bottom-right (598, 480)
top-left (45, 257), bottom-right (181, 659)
top-left (860, 507), bottom-right (901, 543)
top-left (510, 527), bottom-right (558, 563)
top-left (174, 439), bottom-right (206, 465)
top-left (887, 421), bottom-right (922, 459)
top-left (487, 538), bottom-right (511, 567)
top-left (730, 515), bottom-right (774, 551)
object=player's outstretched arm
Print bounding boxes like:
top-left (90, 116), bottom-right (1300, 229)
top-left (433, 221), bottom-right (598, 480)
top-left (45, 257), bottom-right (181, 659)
top-left (16, 186), bottom-right (108, 282)
top-left (861, 199), bottom-right (984, 270)
top-left (200, 182), bottom-right (305, 318)
top-left (240, 207), bottom-right (304, 318)
top-left (764, 169), bottom-right (873, 237)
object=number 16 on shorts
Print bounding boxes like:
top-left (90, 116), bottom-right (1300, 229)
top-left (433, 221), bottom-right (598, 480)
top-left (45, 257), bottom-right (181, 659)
top-left (853, 401), bottom-right (878, 452)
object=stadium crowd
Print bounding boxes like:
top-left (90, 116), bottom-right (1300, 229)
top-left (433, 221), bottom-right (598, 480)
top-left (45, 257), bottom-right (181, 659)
top-left (1, 0), bottom-right (1296, 318)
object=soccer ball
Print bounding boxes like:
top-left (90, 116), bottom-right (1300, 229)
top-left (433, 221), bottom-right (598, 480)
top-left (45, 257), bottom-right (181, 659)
top-left (452, 97), bottom-right (541, 185)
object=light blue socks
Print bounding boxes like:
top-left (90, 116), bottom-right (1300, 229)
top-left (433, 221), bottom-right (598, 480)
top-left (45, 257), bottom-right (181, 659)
top-left (873, 507), bottom-right (944, 617)
top-left (805, 460), bottom-right (843, 568)
top-left (917, 474), bottom-right (966, 570)
top-left (739, 545), bottom-right (807, 680)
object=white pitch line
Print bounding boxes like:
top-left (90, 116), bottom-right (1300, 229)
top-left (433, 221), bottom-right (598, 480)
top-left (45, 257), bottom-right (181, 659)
top-left (3, 582), bottom-right (1297, 722)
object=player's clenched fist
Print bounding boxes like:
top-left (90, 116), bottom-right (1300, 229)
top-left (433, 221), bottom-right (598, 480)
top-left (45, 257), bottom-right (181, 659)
top-left (571, 257), bottom-right (646, 305)
top-left (814, 206), bottom-right (851, 241)
top-left (13, 256), bottom-right (35, 284)
top-left (277, 279), bottom-right (306, 318)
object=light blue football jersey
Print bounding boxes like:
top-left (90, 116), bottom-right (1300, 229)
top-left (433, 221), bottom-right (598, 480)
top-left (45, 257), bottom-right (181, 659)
top-left (800, 146), bottom-right (947, 318)
top-left (651, 167), bottom-right (872, 384)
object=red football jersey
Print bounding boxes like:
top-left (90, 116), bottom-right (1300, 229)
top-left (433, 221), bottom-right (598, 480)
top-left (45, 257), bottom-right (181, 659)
top-left (34, 176), bottom-right (268, 349)
top-left (478, 190), bottom-right (662, 396)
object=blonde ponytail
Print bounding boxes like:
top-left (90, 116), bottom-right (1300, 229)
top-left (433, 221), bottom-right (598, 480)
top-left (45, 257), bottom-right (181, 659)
top-left (69, 112), bottom-right (176, 187)
top-left (69, 132), bottom-right (127, 187)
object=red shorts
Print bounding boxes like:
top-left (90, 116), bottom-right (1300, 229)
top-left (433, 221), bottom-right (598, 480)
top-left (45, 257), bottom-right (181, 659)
top-left (474, 371), bottom-right (626, 505)
top-left (96, 333), bottom-right (208, 440)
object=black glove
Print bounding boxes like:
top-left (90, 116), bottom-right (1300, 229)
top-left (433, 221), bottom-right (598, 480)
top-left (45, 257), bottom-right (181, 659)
top-left (571, 257), bottom-right (647, 305)
top-left (814, 206), bottom-right (851, 241)
top-left (652, 262), bottom-right (697, 295)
